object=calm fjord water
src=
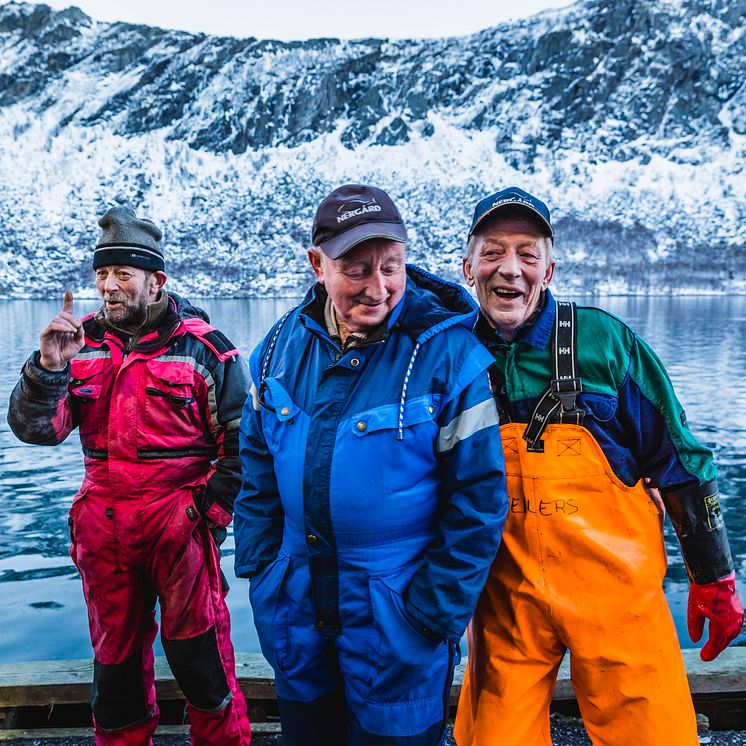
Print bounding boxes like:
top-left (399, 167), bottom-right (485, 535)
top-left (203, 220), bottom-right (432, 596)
top-left (0, 296), bottom-right (744, 661)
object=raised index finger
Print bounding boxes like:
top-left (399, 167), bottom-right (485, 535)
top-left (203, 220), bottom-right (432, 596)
top-left (62, 289), bottom-right (74, 315)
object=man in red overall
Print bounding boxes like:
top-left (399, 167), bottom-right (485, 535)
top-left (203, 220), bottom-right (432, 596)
top-left (8, 207), bottom-right (252, 745)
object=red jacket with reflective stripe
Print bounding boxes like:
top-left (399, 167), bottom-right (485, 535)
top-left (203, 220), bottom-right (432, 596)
top-left (8, 294), bottom-right (249, 525)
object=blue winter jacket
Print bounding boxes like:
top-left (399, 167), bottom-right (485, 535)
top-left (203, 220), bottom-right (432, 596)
top-left (234, 265), bottom-right (508, 643)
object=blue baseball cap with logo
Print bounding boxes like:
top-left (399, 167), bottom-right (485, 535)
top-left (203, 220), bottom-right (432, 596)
top-left (311, 183), bottom-right (408, 259)
top-left (468, 186), bottom-right (553, 239)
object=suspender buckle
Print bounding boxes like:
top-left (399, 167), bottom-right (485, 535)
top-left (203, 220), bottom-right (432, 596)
top-left (551, 377), bottom-right (583, 413)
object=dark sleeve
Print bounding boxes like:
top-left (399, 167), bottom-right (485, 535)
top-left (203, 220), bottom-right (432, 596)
top-left (662, 480), bottom-right (734, 584)
top-left (7, 351), bottom-right (76, 445)
top-left (405, 345), bottom-right (508, 643)
top-left (201, 351), bottom-right (250, 527)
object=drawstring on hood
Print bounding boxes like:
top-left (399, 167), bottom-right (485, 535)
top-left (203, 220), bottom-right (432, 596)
top-left (397, 342), bottom-right (421, 441)
top-left (261, 308), bottom-right (295, 384)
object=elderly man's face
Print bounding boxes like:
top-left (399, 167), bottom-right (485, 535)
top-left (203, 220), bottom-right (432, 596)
top-left (464, 218), bottom-right (555, 340)
top-left (309, 239), bottom-right (407, 341)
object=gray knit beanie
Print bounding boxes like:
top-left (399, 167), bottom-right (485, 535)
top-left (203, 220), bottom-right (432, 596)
top-left (93, 206), bottom-right (164, 271)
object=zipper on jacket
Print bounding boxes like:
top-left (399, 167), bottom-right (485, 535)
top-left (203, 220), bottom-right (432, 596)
top-left (145, 387), bottom-right (194, 407)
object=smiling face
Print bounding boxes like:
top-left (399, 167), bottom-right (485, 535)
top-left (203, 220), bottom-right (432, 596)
top-left (309, 238), bottom-right (407, 342)
top-left (463, 217), bottom-right (555, 340)
top-left (95, 266), bottom-right (166, 331)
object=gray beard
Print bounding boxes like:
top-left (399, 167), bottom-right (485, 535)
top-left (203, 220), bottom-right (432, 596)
top-left (103, 298), bottom-right (147, 332)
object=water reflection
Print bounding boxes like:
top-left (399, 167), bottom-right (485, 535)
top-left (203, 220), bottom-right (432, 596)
top-left (1, 295), bottom-right (744, 662)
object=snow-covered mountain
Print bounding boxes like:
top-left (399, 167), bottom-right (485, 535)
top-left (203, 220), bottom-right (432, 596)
top-left (0, 0), bottom-right (743, 297)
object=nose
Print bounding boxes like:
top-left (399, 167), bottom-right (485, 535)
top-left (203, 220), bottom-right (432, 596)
top-left (364, 271), bottom-right (387, 301)
top-left (497, 251), bottom-right (521, 279)
top-left (103, 272), bottom-right (119, 293)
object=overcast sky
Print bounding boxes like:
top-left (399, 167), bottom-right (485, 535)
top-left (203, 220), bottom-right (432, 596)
top-left (12, 0), bottom-right (575, 40)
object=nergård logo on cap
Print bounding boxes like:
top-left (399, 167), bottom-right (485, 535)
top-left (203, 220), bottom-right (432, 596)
top-left (336, 199), bottom-right (382, 224)
top-left (492, 196), bottom-right (534, 208)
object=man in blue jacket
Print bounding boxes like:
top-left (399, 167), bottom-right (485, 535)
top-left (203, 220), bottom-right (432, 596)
top-left (234, 183), bottom-right (508, 745)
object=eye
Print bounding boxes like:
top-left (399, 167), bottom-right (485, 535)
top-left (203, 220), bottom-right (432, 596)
top-left (381, 263), bottom-right (401, 275)
top-left (342, 263), bottom-right (368, 280)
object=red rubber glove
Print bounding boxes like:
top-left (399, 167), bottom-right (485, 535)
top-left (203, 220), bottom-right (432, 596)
top-left (687, 572), bottom-right (744, 661)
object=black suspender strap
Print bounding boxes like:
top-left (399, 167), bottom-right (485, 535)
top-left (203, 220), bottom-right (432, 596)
top-left (553, 300), bottom-right (583, 425)
top-left (487, 364), bottom-right (512, 425)
top-left (523, 301), bottom-right (585, 453)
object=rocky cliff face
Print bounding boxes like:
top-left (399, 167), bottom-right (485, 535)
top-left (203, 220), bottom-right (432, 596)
top-left (0, 0), bottom-right (743, 297)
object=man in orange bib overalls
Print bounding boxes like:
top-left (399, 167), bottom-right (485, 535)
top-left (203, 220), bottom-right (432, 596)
top-left (454, 187), bottom-right (744, 746)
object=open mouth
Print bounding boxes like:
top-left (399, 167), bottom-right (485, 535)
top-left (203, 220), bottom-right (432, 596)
top-left (493, 288), bottom-right (522, 300)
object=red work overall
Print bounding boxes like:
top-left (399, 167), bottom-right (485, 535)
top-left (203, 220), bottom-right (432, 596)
top-left (67, 317), bottom-right (251, 746)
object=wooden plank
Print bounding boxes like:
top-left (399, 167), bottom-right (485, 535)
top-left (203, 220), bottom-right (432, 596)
top-left (0, 649), bottom-right (744, 709)
top-left (0, 722), bottom-right (282, 741)
top-left (0, 655), bottom-right (276, 707)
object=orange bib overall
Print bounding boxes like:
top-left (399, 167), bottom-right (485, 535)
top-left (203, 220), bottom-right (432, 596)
top-left (455, 422), bottom-right (698, 746)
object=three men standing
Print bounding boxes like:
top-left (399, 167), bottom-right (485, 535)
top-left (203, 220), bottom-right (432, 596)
top-left (8, 207), bottom-right (252, 745)
top-left (6, 189), bottom-right (744, 746)
top-left (233, 184), bottom-right (508, 745)
top-left (454, 187), bottom-right (744, 746)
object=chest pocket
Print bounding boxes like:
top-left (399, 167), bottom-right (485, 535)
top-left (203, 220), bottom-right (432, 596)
top-left (350, 395), bottom-right (438, 438)
top-left (70, 357), bottom-right (109, 449)
top-left (69, 375), bottom-right (102, 401)
top-left (69, 358), bottom-right (105, 401)
top-left (259, 377), bottom-right (302, 449)
top-left (577, 393), bottom-right (618, 424)
top-left (143, 360), bottom-right (203, 437)
top-left (350, 395), bottom-right (440, 497)
top-left (145, 360), bottom-right (196, 406)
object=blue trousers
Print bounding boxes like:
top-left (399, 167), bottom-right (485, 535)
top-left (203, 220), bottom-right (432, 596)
top-left (278, 687), bottom-right (450, 746)
top-left (251, 546), bottom-right (458, 738)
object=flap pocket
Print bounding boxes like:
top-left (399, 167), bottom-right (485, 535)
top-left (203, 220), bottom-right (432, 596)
top-left (580, 393), bottom-right (618, 423)
top-left (69, 375), bottom-right (101, 399)
top-left (145, 360), bottom-right (195, 406)
top-left (352, 395), bottom-right (437, 436)
top-left (70, 383), bottom-right (101, 399)
top-left (146, 359), bottom-right (195, 387)
top-left (262, 378), bottom-right (300, 422)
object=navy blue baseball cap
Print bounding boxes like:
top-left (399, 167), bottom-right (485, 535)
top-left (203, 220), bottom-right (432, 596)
top-left (468, 187), bottom-right (553, 239)
top-left (311, 184), bottom-right (408, 259)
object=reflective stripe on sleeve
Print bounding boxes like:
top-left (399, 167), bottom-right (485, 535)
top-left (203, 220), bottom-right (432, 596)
top-left (250, 383), bottom-right (261, 411)
top-left (437, 398), bottom-right (500, 453)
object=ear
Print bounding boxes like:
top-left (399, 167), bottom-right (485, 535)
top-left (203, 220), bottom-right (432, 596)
top-left (148, 271), bottom-right (167, 301)
top-left (308, 248), bottom-right (325, 283)
top-left (542, 260), bottom-right (556, 289)
top-left (462, 256), bottom-right (475, 286)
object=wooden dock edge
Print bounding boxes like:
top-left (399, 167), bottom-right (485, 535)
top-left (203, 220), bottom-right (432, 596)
top-left (0, 647), bottom-right (744, 729)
